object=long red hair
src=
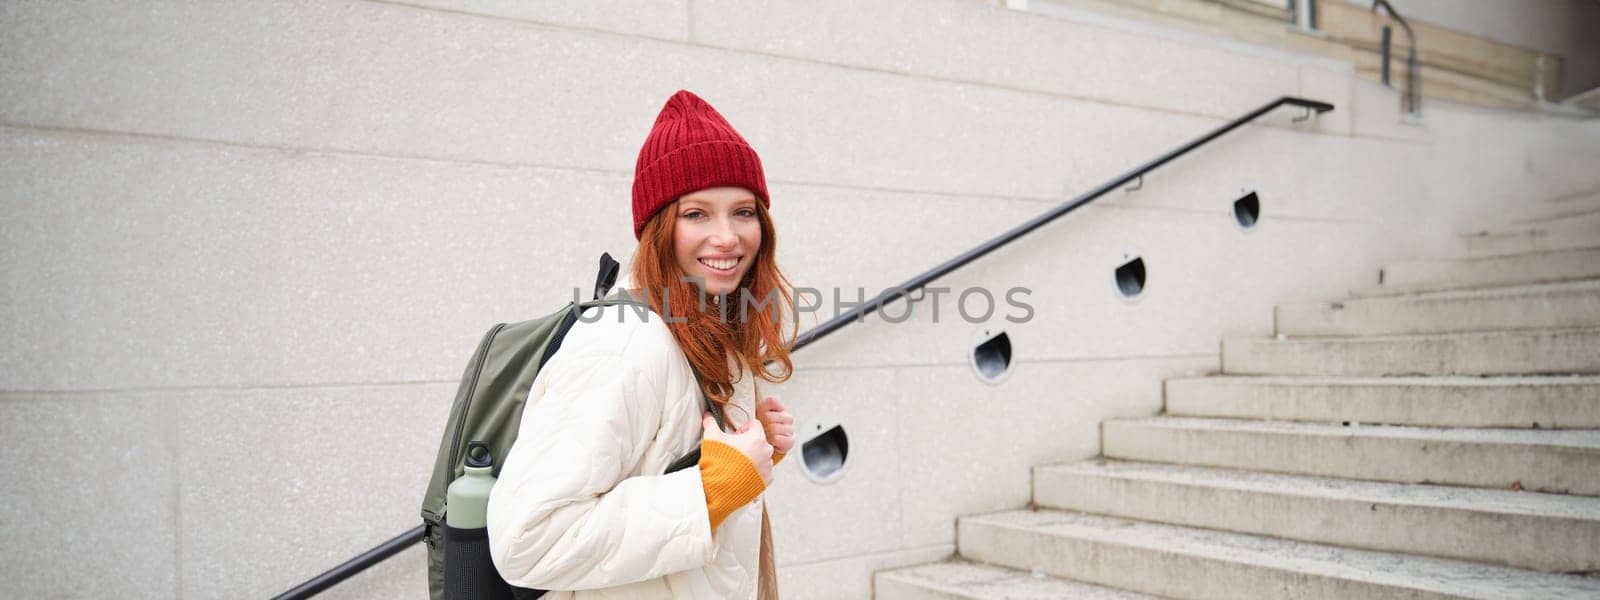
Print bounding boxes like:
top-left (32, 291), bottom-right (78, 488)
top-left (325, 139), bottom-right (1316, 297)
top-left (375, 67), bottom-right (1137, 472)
top-left (631, 199), bottom-right (797, 408)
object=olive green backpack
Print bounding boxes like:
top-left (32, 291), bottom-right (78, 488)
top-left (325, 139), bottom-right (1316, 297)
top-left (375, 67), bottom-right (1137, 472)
top-left (420, 253), bottom-right (726, 599)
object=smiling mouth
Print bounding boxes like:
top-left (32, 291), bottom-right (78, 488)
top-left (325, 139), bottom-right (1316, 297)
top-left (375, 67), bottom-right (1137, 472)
top-left (698, 257), bottom-right (741, 273)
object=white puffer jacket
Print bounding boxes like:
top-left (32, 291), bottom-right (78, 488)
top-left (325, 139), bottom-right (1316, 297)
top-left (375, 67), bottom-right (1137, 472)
top-left (485, 280), bottom-right (765, 599)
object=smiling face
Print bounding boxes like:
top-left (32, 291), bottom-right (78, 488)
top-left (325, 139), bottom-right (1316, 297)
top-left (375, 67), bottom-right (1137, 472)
top-left (673, 186), bottom-right (763, 297)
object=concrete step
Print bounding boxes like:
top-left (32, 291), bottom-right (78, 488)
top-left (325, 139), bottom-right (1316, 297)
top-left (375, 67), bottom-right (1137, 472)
top-left (1033, 460), bottom-right (1600, 572)
top-left (957, 509), bottom-right (1600, 599)
top-left (1221, 327), bottom-right (1600, 377)
top-left (1164, 375), bottom-right (1600, 429)
top-left (1508, 191), bottom-right (1600, 226)
top-left (1276, 280), bottom-right (1600, 337)
top-left (1355, 246), bottom-right (1600, 298)
top-left (1463, 210), bottom-right (1600, 255)
top-left (874, 559), bottom-right (1157, 600)
top-left (1103, 417), bottom-right (1600, 496)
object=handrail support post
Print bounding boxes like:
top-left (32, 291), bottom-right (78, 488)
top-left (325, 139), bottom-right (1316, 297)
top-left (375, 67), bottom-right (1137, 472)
top-left (1379, 25), bottom-right (1392, 87)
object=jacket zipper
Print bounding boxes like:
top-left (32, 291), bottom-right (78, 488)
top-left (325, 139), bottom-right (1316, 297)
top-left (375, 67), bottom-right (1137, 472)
top-left (447, 322), bottom-right (508, 485)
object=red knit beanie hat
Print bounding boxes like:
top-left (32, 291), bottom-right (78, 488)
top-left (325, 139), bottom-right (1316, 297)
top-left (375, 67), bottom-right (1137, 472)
top-left (632, 90), bottom-right (769, 239)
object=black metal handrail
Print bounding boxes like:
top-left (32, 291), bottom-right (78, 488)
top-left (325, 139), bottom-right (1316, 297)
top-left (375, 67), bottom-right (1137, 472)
top-left (792, 96), bottom-right (1332, 347)
top-left (272, 528), bottom-right (420, 599)
top-left (276, 95), bottom-right (1333, 599)
top-left (1372, 0), bottom-right (1420, 115)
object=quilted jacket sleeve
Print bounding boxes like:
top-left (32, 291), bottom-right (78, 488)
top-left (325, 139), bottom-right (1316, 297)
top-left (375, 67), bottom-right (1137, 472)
top-left (484, 328), bottom-right (716, 590)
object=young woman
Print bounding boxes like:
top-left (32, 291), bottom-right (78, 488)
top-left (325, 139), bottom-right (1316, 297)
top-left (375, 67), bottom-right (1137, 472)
top-left (486, 90), bottom-right (798, 599)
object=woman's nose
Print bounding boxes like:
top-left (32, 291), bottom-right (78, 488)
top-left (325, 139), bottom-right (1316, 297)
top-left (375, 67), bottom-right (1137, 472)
top-left (708, 218), bottom-right (738, 248)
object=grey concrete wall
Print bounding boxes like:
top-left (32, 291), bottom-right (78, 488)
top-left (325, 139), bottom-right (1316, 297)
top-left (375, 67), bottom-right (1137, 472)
top-left (3, 1), bottom-right (1597, 598)
top-left (1353, 0), bottom-right (1600, 98)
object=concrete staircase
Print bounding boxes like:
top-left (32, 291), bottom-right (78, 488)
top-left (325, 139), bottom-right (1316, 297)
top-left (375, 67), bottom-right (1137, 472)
top-left (875, 203), bottom-right (1600, 598)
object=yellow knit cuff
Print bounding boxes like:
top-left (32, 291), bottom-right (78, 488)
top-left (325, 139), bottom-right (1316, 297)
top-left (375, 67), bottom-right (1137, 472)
top-left (773, 451), bottom-right (786, 465)
top-left (699, 440), bottom-right (766, 532)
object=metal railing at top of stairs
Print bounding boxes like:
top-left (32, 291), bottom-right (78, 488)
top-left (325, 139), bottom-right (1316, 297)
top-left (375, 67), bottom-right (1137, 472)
top-left (273, 95), bottom-right (1335, 600)
top-left (1372, 0), bottom-right (1420, 116)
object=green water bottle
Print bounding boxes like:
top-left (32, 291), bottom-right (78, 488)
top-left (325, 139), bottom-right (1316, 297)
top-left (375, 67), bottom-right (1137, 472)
top-left (446, 441), bottom-right (497, 529)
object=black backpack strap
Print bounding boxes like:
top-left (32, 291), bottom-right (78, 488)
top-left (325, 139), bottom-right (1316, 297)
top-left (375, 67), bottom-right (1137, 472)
top-left (593, 252), bottom-right (621, 300)
top-left (535, 307), bottom-right (582, 374)
top-left (540, 254), bottom-right (631, 373)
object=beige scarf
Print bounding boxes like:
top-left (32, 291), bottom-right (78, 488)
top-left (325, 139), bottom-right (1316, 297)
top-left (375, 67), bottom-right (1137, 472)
top-left (758, 504), bottom-right (779, 599)
top-left (719, 375), bottom-right (778, 600)
top-left (750, 380), bottom-right (780, 600)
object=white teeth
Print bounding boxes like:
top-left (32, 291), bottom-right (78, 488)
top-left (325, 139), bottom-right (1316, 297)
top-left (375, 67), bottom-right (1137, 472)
top-left (699, 258), bottom-right (738, 271)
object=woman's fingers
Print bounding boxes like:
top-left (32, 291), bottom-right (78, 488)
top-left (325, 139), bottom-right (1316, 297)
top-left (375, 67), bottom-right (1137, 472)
top-left (754, 396), bottom-right (797, 455)
top-left (768, 418), bottom-right (795, 453)
top-left (759, 395), bottom-right (785, 413)
top-left (759, 398), bottom-right (793, 424)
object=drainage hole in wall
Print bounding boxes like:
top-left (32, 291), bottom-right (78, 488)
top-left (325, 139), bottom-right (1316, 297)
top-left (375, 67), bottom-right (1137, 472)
top-left (971, 330), bottom-right (1013, 384)
top-left (1234, 191), bottom-right (1261, 229)
top-left (801, 425), bottom-right (849, 483)
top-left (1115, 257), bottom-right (1146, 299)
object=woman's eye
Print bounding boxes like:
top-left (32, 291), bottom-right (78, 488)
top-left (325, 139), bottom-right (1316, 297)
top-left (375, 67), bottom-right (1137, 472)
top-left (682, 210), bottom-right (705, 219)
top-left (736, 209), bottom-right (757, 218)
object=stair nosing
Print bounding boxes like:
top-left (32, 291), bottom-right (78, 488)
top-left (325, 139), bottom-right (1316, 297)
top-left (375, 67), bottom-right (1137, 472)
top-left (1386, 243), bottom-right (1600, 266)
top-left (1165, 374), bottom-right (1600, 386)
top-left (1283, 278), bottom-right (1600, 305)
top-left (1035, 459), bottom-right (1600, 520)
top-left (1356, 276), bottom-right (1600, 299)
top-left (1107, 416), bottom-right (1600, 450)
top-left (1229, 324), bottom-right (1600, 343)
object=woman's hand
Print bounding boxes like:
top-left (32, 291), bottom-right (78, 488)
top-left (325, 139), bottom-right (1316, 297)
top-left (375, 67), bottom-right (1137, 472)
top-left (757, 396), bottom-right (795, 457)
top-left (703, 412), bottom-right (774, 485)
